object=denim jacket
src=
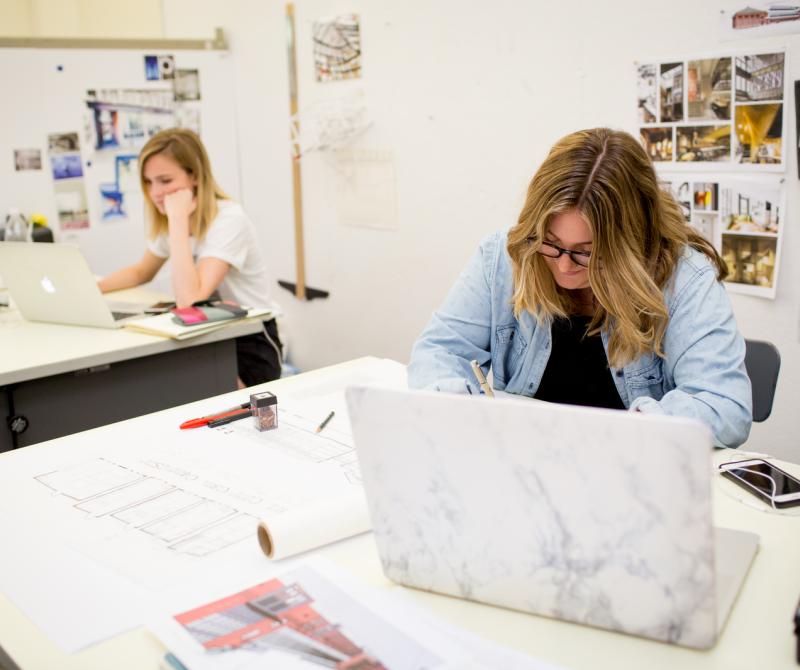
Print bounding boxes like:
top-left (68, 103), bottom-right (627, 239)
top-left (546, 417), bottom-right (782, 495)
top-left (408, 230), bottom-right (752, 448)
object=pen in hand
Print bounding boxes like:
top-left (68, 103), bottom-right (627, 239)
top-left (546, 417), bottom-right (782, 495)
top-left (470, 360), bottom-right (495, 398)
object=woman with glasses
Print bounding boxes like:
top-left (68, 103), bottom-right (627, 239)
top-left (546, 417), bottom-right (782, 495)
top-left (408, 127), bottom-right (752, 448)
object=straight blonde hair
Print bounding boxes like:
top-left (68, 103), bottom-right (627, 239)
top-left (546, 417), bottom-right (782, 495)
top-left (139, 128), bottom-right (228, 241)
top-left (507, 128), bottom-right (727, 368)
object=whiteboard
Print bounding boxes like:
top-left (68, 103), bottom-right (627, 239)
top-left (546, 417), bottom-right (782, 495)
top-left (0, 47), bottom-right (240, 276)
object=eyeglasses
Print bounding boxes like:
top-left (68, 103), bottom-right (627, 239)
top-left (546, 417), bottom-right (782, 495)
top-left (527, 238), bottom-right (591, 267)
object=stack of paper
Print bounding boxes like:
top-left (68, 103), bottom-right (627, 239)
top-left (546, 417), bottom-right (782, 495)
top-left (124, 307), bottom-right (273, 340)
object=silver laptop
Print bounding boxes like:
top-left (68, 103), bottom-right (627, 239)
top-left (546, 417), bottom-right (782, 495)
top-left (0, 242), bottom-right (143, 328)
top-left (346, 387), bottom-right (758, 649)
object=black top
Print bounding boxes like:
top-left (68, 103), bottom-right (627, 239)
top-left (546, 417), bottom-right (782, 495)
top-left (534, 316), bottom-right (625, 410)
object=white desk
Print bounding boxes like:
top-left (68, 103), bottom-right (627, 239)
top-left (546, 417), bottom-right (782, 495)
top-left (0, 286), bottom-right (263, 450)
top-left (0, 358), bottom-right (798, 670)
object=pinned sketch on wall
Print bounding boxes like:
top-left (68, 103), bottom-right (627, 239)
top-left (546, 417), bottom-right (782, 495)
top-left (14, 149), bottom-right (42, 171)
top-left (313, 14), bottom-right (362, 81)
top-left (48, 132), bottom-right (89, 230)
top-left (637, 51), bottom-right (786, 170)
top-left (290, 90), bottom-right (370, 158)
top-left (720, 5), bottom-right (800, 40)
top-left (660, 174), bottom-right (784, 298)
top-left (334, 149), bottom-right (397, 231)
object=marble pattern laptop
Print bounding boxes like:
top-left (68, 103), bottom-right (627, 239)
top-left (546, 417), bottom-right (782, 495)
top-left (346, 387), bottom-right (758, 649)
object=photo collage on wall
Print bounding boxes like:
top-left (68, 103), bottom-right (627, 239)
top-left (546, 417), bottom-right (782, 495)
top-left (662, 177), bottom-right (784, 297)
top-left (638, 52), bottom-right (785, 168)
top-left (80, 55), bottom-right (203, 226)
top-left (637, 51), bottom-right (787, 298)
top-left (47, 132), bottom-right (90, 230)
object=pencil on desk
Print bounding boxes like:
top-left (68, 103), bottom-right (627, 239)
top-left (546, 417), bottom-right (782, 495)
top-left (315, 410), bottom-right (335, 433)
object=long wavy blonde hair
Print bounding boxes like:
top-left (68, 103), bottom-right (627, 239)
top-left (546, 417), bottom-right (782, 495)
top-left (139, 128), bottom-right (228, 241)
top-left (507, 128), bottom-right (726, 368)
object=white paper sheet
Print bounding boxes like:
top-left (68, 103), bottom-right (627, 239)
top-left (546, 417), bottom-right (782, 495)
top-left (0, 358), bottom-right (407, 652)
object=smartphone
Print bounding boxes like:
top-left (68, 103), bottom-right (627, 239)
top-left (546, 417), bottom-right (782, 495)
top-left (144, 300), bottom-right (176, 314)
top-left (719, 459), bottom-right (800, 508)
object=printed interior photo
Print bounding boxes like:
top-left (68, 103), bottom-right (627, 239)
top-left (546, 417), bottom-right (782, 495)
top-left (640, 127), bottom-right (673, 161)
top-left (660, 62), bottom-right (684, 122)
top-left (687, 58), bottom-right (731, 120)
top-left (637, 64), bottom-right (657, 123)
top-left (693, 182), bottom-right (718, 210)
top-left (734, 102), bottom-right (782, 164)
top-left (734, 53), bottom-right (784, 102)
top-left (722, 234), bottom-right (777, 288)
top-left (721, 183), bottom-right (780, 234)
top-left (690, 212), bottom-right (717, 243)
top-left (676, 125), bottom-right (730, 161)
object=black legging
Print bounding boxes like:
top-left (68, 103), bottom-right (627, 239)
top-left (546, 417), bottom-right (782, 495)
top-left (234, 319), bottom-right (283, 386)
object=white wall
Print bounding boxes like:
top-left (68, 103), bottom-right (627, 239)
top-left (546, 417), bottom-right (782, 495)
top-left (153, 1), bottom-right (800, 462)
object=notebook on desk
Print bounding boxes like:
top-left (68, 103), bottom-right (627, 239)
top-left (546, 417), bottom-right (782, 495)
top-left (0, 242), bottom-right (144, 329)
top-left (346, 387), bottom-right (759, 649)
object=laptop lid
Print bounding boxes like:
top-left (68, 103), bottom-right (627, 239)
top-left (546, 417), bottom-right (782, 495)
top-left (0, 242), bottom-right (137, 329)
top-left (347, 386), bottom-right (723, 649)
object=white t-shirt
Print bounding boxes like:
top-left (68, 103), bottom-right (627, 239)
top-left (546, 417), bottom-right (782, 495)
top-left (147, 200), bottom-right (275, 311)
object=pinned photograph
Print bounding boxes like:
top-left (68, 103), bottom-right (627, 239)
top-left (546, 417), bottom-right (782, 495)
top-left (637, 64), bottom-right (657, 123)
top-left (54, 180), bottom-right (90, 230)
top-left (640, 127), bottom-right (673, 161)
top-left (99, 182), bottom-right (126, 220)
top-left (693, 182), bottom-right (718, 210)
top-left (722, 234), bottom-right (777, 289)
top-left (173, 69), bottom-right (201, 101)
top-left (734, 102), bottom-right (782, 164)
top-left (48, 132), bottom-right (80, 154)
top-left (720, 182), bottom-right (780, 234)
top-left (660, 62), bottom-right (683, 122)
top-left (158, 55), bottom-right (176, 80)
top-left (51, 154), bottom-right (84, 180)
top-left (93, 108), bottom-right (120, 150)
top-left (313, 14), bottom-right (362, 82)
top-left (116, 154), bottom-right (139, 192)
top-left (676, 125), bottom-right (731, 162)
top-left (734, 53), bottom-right (784, 101)
top-left (14, 148), bottom-right (42, 171)
top-left (721, 6), bottom-right (800, 40)
top-left (144, 55), bottom-right (160, 81)
top-left (687, 58), bottom-right (731, 120)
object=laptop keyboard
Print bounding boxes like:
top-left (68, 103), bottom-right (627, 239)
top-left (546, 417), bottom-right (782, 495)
top-left (111, 311), bottom-right (137, 321)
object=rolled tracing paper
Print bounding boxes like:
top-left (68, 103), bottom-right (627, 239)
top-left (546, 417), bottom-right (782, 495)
top-left (257, 489), bottom-right (371, 560)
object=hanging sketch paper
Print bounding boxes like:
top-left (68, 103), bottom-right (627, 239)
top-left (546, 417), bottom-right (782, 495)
top-left (636, 51), bottom-right (786, 171)
top-left (660, 173), bottom-right (784, 298)
top-left (313, 14), bottom-right (362, 82)
top-left (720, 4), bottom-right (800, 40)
top-left (334, 149), bottom-right (397, 231)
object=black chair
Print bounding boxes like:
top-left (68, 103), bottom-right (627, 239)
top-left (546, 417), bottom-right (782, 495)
top-left (744, 339), bottom-right (781, 422)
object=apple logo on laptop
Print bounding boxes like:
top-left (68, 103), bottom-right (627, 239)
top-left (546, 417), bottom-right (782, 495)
top-left (40, 276), bottom-right (56, 294)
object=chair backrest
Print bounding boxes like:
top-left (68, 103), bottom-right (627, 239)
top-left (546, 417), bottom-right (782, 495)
top-left (744, 339), bottom-right (781, 422)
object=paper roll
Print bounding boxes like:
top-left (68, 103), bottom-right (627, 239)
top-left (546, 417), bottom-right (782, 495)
top-left (256, 490), bottom-right (371, 560)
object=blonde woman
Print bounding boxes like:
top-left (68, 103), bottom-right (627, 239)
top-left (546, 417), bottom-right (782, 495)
top-left (99, 128), bottom-right (282, 386)
top-left (408, 128), bottom-right (752, 448)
